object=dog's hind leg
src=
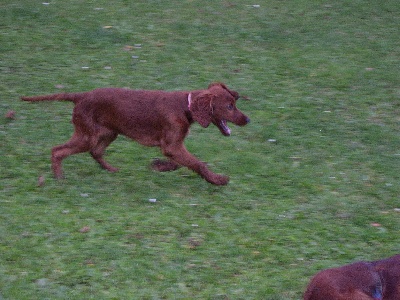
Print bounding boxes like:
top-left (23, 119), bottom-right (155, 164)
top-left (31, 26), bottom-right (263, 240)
top-left (89, 129), bottom-right (119, 172)
top-left (51, 132), bottom-right (92, 179)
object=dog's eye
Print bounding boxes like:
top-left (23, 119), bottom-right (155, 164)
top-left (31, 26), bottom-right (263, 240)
top-left (227, 104), bottom-right (234, 110)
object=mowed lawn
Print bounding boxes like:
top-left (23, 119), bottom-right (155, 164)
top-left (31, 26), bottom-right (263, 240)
top-left (1, 0), bottom-right (399, 299)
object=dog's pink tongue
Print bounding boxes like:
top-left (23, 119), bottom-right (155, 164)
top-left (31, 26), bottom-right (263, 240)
top-left (220, 120), bottom-right (231, 136)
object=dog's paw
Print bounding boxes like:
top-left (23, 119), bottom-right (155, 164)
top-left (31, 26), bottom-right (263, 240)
top-left (54, 174), bottom-right (65, 180)
top-left (209, 174), bottom-right (229, 186)
top-left (105, 166), bottom-right (119, 173)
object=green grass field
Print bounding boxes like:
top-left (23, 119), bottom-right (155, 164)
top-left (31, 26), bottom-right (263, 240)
top-left (1, 1), bottom-right (399, 299)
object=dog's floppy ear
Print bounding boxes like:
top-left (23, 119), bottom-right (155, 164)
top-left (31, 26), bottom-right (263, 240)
top-left (190, 92), bottom-right (214, 128)
top-left (208, 82), bottom-right (239, 100)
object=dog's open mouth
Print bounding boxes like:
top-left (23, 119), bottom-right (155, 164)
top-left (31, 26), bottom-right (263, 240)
top-left (216, 119), bottom-right (231, 136)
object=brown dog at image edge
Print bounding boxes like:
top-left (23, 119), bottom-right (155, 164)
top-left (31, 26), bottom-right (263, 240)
top-left (21, 82), bottom-right (250, 185)
top-left (304, 254), bottom-right (400, 300)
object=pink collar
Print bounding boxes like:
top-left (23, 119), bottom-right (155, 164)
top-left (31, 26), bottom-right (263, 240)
top-left (188, 93), bottom-right (192, 110)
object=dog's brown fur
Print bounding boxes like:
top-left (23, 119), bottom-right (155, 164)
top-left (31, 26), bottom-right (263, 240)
top-left (22, 82), bottom-right (249, 185)
top-left (370, 254), bottom-right (400, 300)
top-left (304, 254), bottom-right (400, 300)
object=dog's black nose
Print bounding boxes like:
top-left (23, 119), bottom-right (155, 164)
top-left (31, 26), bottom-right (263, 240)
top-left (245, 117), bottom-right (250, 124)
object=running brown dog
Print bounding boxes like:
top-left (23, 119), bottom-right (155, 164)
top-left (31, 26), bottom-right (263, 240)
top-left (304, 254), bottom-right (400, 300)
top-left (22, 83), bottom-right (250, 185)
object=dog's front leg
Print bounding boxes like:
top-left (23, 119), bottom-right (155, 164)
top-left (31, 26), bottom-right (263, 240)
top-left (161, 143), bottom-right (229, 185)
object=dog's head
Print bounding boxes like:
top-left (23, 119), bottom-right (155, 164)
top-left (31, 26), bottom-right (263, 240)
top-left (189, 82), bottom-right (250, 136)
top-left (304, 262), bottom-right (384, 300)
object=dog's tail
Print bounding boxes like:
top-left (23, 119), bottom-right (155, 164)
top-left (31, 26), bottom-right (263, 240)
top-left (21, 92), bottom-right (84, 103)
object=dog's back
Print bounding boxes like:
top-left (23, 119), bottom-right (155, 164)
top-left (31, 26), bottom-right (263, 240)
top-left (74, 88), bottom-right (189, 146)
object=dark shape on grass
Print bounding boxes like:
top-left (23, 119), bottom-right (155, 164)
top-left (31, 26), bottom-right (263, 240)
top-left (37, 175), bottom-right (45, 187)
top-left (151, 158), bottom-right (180, 172)
top-left (79, 226), bottom-right (90, 233)
top-left (5, 110), bottom-right (15, 119)
top-left (188, 238), bottom-right (202, 249)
